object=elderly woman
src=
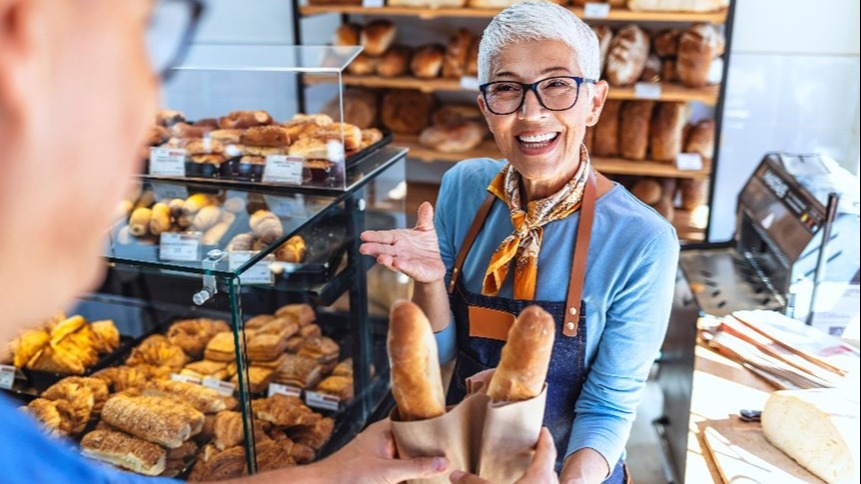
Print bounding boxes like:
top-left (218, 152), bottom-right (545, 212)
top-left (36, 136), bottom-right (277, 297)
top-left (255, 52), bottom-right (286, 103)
top-left (361, 2), bottom-right (679, 482)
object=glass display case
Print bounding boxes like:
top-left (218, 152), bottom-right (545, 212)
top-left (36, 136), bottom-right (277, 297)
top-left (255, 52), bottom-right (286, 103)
top-left (1, 44), bottom-right (410, 480)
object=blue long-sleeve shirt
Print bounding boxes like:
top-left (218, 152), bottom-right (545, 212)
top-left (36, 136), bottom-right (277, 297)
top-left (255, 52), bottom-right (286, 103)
top-left (433, 158), bottom-right (679, 467)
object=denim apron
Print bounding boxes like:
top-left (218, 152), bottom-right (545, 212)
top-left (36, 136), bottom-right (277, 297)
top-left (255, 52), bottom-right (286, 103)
top-left (444, 170), bottom-right (628, 482)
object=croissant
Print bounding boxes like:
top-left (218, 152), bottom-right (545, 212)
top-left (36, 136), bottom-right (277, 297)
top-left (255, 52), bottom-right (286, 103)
top-left (11, 328), bottom-right (50, 368)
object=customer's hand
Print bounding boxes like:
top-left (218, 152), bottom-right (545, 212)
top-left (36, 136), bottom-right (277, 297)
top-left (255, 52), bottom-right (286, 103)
top-left (360, 201), bottom-right (446, 283)
top-left (448, 428), bottom-right (558, 484)
top-left (322, 418), bottom-right (449, 483)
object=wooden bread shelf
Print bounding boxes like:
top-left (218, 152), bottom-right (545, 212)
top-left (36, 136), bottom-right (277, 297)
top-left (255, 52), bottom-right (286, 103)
top-left (304, 74), bottom-right (719, 105)
top-left (299, 5), bottom-right (728, 23)
top-left (394, 135), bottom-right (711, 179)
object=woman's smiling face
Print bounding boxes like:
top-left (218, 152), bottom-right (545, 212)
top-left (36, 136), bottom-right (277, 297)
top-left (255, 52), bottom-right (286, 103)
top-left (478, 39), bottom-right (607, 199)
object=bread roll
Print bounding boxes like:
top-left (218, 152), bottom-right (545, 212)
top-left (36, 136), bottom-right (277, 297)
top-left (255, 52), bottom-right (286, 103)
top-left (387, 300), bottom-right (445, 421)
top-left (322, 89), bottom-right (379, 129)
top-left (487, 306), bottom-right (555, 403)
top-left (241, 125), bottom-right (290, 147)
top-left (129, 207), bottom-right (152, 237)
top-left (679, 178), bottom-right (707, 210)
top-left (465, 37), bottom-right (479, 77)
top-left (592, 99), bottom-right (622, 157)
top-left (148, 202), bottom-right (171, 236)
top-left (81, 429), bottom-right (167, 476)
top-left (346, 53), bottom-right (377, 76)
top-left (630, 178), bottom-right (663, 205)
top-left (381, 90), bottom-right (434, 135)
top-left (684, 118), bottom-right (715, 160)
top-left (592, 25), bottom-right (614, 73)
top-left (418, 121), bottom-right (485, 153)
top-left (442, 29), bottom-right (473, 78)
top-left (762, 389), bottom-right (860, 484)
top-left (654, 29), bottom-right (681, 57)
top-left (334, 23), bottom-right (361, 46)
top-left (619, 101), bottom-right (654, 160)
top-left (376, 45), bottom-right (411, 78)
top-left (677, 23), bottom-right (725, 87)
top-left (640, 54), bottom-right (662, 82)
top-left (431, 104), bottom-right (482, 126)
top-left (650, 102), bottom-right (690, 161)
top-left (605, 25), bottom-right (650, 86)
top-left (361, 20), bottom-right (396, 56)
top-left (218, 111), bottom-right (273, 129)
top-left (410, 44), bottom-right (445, 79)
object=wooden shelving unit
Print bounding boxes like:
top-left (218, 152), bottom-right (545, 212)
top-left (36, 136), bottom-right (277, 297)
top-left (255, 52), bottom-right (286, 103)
top-left (304, 74), bottom-right (720, 105)
top-left (393, 135), bottom-right (711, 180)
top-left (300, 5), bottom-right (728, 24)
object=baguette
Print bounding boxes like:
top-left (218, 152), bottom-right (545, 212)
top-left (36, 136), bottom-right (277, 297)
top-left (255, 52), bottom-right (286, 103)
top-left (487, 305), bottom-right (555, 402)
top-left (387, 300), bottom-right (446, 421)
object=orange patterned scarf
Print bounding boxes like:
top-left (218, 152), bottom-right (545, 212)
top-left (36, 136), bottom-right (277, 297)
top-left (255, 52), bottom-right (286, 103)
top-left (482, 145), bottom-right (592, 300)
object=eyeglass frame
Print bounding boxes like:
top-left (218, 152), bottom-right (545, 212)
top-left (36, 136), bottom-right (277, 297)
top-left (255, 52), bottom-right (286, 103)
top-left (153, 0), bottom-right (205, 80)
top-left (479, 76), bottom-right (597, 115)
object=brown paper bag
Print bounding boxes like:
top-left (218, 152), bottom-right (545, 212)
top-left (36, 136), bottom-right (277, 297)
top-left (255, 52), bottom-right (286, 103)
top-left (390, 385), bottom-right (548, 484)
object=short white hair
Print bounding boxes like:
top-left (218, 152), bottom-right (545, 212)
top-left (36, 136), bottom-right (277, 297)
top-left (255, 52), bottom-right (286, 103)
top-left (478, 2), bottom-right (600, 84)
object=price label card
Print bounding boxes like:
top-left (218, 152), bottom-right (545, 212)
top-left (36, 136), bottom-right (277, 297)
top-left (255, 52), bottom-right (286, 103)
top-left (263, 194), bottom-right (306, 219)
top-left (362, 0), bottom-right (384, 7)
top-left (305, 390), bottom-right (340, 411)
top-left (159, 232), bottom-right (202, 262)
top-left (676, 153), bottom-right (704, 171)
top-left (149, 148), bottom-right (187, 176)
top-left (634, 82), bottom-right (662, 100)
top-left (202, 377), bottom-right (236, 396)
top-left (268, 383), bottom-right (302, 398)
top-left (228, 251), bottom-right (275, 285)
top-left (151, 182), bottom-right (189, 201)
top-left (0, 365), bottom-right (16, 390)
top-left (263, 155), bottom-right (304, 185)
top-left (460, 76), bottom-right (481, 91)
top-left (583, 2), bottom-right (610, 18)
top-left (171, 373), bottom-right (202, 385)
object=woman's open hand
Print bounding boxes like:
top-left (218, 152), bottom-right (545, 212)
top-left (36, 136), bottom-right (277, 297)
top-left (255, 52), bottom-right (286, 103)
top-left (360, 202), bottom-right (446, 283)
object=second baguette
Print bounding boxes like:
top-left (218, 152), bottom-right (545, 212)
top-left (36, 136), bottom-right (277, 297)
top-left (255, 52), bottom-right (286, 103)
top-left (487, 305), bottom-right (555, 403)
top-left (388, 300), bottom-right (446, 421)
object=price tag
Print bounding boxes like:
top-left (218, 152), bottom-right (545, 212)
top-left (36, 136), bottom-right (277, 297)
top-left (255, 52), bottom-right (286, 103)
top-left (263, 194), bottom-right (307, 219)
top-left (263, 155), bottom-right (304, 185)
top-left (460, 76), bottom-right (480, 91)
top-left (583, 2), bottom-right (610, 18)
top-left (362, 0), bottom-right (384, 7)
top-left (268, 383), bottom-right (303, 398)
top-left (0, 365), bottom-right (16, 390)
top-left (202, 377), bottom-right (236, 396)
top-left (151, 182), bottom-right (189, 201)
top-left (149, 147), bottom-right (187, 176)
top-left (159, 232), bottom-right (202, 262)
top-left (171, 373), bottom-right (202, 385)
top-left (676, 153), bottom-right (704, 171)
top-left (228, 251), bottom-right (275, 285)
top-left (634, 82), bottom-right (662, 100)
top-left (305, 390), bottom-right (340, 411)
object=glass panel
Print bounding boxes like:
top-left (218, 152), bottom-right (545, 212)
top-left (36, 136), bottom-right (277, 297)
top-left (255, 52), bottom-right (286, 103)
top-left (175, 45), bottom-right (363, 73)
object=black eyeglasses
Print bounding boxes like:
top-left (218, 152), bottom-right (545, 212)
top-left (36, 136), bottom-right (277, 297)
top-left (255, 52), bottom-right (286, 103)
top-left (479, 76), bottom-right (596, 115)
top-left (146, 0), bottom-right (204, 80)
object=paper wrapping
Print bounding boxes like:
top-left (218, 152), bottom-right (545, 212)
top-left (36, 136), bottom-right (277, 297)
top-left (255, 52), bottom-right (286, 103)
top-left (391, 385), bottom-right (548, 484)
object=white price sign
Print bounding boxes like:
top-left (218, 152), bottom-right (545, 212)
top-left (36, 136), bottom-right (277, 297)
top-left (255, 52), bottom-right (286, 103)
top-left (0, 365), bottom-right (15, 390)
top-left (460, 76), bottom-right (481, 91)
top-left (676, 153), bottom-right (704, 171)
top-left (159, 232), bottom-right (202, 262)
top-left (171, 373), bottom-right (202, 385)
top-left (634, 82), bottom-right (662, 100)
top-left (151, 182), bottom-right (189, 202)
top-left (263, 155), bottom-right (304, 185)
top-left (202, 377), bottom-right (236, 396)
top-left (305, 390), bottom-right (340, 411)
top-left (583, 2), bottom-right (610, 18)
top-left (361, 0), bottom-right (384, 6)
top-left (149, 147), bottom-right (187, 176)
top-left (263, 194), bottom-right (306, 219)
top-left (268, 383), bottom-right (302, 398)
top-left (228, 251), bottom-right (275, 285)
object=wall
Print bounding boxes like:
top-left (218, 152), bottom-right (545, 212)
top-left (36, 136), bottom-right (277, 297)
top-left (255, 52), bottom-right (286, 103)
top-left (709, 0), bottom-right (861, 241)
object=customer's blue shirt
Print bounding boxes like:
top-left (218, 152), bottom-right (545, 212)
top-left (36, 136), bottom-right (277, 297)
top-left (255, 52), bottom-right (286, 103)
top-left (0, 393), bottom-right (178, 484)
top-left (433, 158), bottom-right (679, 468)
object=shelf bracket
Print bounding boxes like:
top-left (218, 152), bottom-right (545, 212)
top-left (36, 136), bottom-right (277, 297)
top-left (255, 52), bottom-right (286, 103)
top-left (193, 249), bottom-right (227, 306)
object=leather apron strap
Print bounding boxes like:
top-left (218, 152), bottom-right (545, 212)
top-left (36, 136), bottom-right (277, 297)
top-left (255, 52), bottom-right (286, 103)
top-left (447, 170), bottom-right (598, 338)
